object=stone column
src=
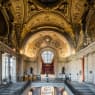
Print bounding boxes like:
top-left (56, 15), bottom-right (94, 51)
top-left (17, 54), bottom-right (24, 81)
top-left (13, 56), bottom-right (16, 82)
top-left (0, 51), bottom-right (2, 84)
top-left (88, 53), bottom-right (93, 83)
top-left (10, 56), bottom-right (16, 83)
top-left (21, 56), bottom-right (24, 79)
top-left (84, 55), bottom-right (88, 82)
top-left (16, 54), bottom-right (19, 81)
top-left (92, 52), bottom-right (95, 84)
top-left (8, 54), bottom-right (11, 83)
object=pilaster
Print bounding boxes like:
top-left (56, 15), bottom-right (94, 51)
top-left (0, 51), bottom-right (2, 84)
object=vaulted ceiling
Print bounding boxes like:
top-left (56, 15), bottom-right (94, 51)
top-left (22, 30), bottom-right (75, 59)
top-left (0, 0), bottom-right (95, 58)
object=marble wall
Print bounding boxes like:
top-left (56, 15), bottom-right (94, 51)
top-left (0, 41), bottom-right (17, 84)
top-left (65, 42), bottom-right (95, 84)
top-left (65, 58), bottom-right (82, 81)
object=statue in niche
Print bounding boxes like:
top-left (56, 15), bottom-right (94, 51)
top-left (62, 67), bottom-right (65, 74)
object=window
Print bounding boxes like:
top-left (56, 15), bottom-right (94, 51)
top-left (41, 50), bottom-right (54, 64)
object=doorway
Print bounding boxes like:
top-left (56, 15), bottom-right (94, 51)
top-left (41, 50), bottom-right (54, 74)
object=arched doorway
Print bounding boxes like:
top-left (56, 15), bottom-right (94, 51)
top-left (21, 30), bottom-right (74, 78)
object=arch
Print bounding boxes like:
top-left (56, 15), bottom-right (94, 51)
top-left (38, 47), bottom-right (58, 74)
top-left (21, 11), bottom-right (74, 44)
top-left (21, 30), bottom-right (75, 60)
top-left (21, 27), bottom-right (74, 49)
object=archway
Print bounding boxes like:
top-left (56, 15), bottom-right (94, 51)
top-left (38, 47), bottom-right (58, 77)
top-left (20, 30), bottom-right (75, 77)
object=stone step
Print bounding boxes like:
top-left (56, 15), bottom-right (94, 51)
top-left (0, 82), bottom-right (29, 95)
top-left (69, 81), bottom-right (95, 95)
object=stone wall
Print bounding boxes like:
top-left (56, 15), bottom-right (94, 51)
top-left (0, 41), bottom-right (17, 84)
top-left (65, 42), bottom-right (95, 84)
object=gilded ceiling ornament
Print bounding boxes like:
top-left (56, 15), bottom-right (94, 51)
top-left (43, 35), bottom-right (52, 42)
top-left (3, 0), bottom-right (89, 51)
top-left (28, 0), bottom-right (38, 11)
top-left (11, 0), bottom-right (24, 23)
top-left (87, 12), bottom-right (95, 41)
top-left (21, 12), bottom-right (74, 42)
top-left (57, 1), bottom-right (68, 13)
top-left (71, 0), bottom-right (87, 23)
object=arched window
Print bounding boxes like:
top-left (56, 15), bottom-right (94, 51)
top-left (41, 50), bottom-right (54, 64)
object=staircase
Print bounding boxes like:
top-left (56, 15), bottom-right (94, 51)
top-left (0, 82), bottom-right (30, 95)
top-left (66, 81), bottom-right (95, 95)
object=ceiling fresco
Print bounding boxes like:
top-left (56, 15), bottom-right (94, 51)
top-left (0, 0), bottom-right (95, 57)
top-left (22, 31), bottom-right (74, 58)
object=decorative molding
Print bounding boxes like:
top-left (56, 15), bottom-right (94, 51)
top-left (10, 0), bottom-right (24, 23)
top-left (21, 11), bottom-right (74, 42)
top-left (66, 41), bottom-right (95, 62)
top-left (26, 0), bottom-right (71, 23)
top-left (71, 0), bottom-right (87, 23)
